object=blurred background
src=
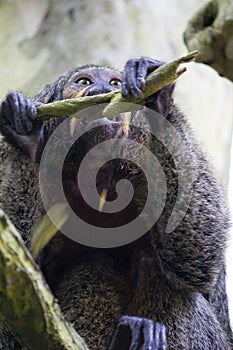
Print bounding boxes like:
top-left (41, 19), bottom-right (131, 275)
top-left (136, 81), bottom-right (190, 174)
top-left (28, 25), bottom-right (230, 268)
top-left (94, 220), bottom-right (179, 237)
top-left (0, 0), bottom-right (232, 325)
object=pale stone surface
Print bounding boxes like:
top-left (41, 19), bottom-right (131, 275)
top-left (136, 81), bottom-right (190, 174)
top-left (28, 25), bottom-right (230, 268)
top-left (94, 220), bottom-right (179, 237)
top-left (0, 1), bottom-right (49, 95)
top-left (0, 0), bottom-right (232, 181)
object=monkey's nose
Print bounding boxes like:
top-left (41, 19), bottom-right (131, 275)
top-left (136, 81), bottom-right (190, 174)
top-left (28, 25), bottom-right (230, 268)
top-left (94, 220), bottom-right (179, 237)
top-left (84, 84), bottom-right (115, 96)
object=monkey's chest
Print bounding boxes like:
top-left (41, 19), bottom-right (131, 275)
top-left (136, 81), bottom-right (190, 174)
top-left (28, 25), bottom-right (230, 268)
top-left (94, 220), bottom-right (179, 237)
top-left (63, 157), bottom-right (147, 229)
top-left (54, 251), bottom-right (128, 350)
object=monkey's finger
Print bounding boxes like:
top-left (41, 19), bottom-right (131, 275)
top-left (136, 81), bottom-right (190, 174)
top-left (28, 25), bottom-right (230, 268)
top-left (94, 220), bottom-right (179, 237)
top-left (154, 323), bottom-right (167, 350)
top-left (0, 99), bottom-right (8, 122)
top-left (141, 319), bottom-right (154, 350)
top-left (122, 59), bottom-right (136, 96)
top-left (16, 92), bottom-right (31, 134)
top-left (18, 94), bottom-right (35, 134)
top-left (122, 59), bottom-right (144, 99)
top-left (3, 93), bottom-right (21, 132)
top-left (129, 319), bottom-right (142, 350)
top-left (5, 92), bottom-right (28, 135)
top-left (25, 98), bottom-right (44, 134)
top-left (136, 57), bottom-right (149, 91)
top-left (0, 108), bottom-right (14, 137)
top-left (137, 58), bottom-right (165, 92)
top-left (26, 98), bottom-right (38, 121)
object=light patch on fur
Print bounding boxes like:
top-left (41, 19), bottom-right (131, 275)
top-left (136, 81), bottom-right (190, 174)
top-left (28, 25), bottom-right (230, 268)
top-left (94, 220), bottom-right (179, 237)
top-left (70, 117), bottom-right (79, 136)
top-left (64, 87), bottom-right (87, 99)
top-left (122, 112), bottom-right (131, 138)
top-left (98, 189), bottom-right (108, 212)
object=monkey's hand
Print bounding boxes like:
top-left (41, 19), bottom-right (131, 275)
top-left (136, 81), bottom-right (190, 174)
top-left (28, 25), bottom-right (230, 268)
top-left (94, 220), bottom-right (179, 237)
top-left (0, 91), bottom-right (44, 161)
top-left (108, 315), bottom-right (167, 350)
top-left (121, 57), bottom-right (174, 116)
top-left (121, 57), bottom-right (164, 99)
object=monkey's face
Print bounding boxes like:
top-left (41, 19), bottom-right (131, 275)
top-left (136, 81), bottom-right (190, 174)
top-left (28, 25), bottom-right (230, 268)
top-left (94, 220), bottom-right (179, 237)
top-left (59, 67), bottom-right (149, 228)
top-left (63, 115), bottom-right (150, 229)
top-left (63, 67), bottom-right (122, 99)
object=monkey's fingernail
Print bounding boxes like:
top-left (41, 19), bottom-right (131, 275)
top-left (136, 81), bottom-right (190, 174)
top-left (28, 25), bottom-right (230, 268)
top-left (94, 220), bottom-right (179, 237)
top-left (137, 78), bottom-right (146, 91)
top-left (131, 88), bottom-right (144, 99)
top-left (121, 83), bottom-right (129, 98)
top-left (98, 189), bottom-right (108, 212)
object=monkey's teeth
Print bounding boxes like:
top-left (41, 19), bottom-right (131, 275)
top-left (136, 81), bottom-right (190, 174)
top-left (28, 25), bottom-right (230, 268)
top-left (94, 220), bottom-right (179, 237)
top-left (122, 112), bottom-right (131, 137)
top-left (98, 189), bottom-right (108, 212)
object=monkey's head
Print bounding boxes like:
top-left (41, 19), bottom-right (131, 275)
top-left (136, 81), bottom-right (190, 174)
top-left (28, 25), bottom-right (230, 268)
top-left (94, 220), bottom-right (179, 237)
top-left (0, 58), bottom-right (175, 240)
top-left (37, 66), bottom-right (150, 229)
top-left (63, 66), bottom-right (122, 98)
top-left (36, 65), bottom-right (122, 103)
top-left (35, 61), bottom-right (174, 230)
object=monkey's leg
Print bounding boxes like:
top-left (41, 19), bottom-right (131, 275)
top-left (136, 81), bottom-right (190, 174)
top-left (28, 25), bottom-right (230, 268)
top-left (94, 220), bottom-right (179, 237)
top-left (108, 315), bottom-right (167, 350)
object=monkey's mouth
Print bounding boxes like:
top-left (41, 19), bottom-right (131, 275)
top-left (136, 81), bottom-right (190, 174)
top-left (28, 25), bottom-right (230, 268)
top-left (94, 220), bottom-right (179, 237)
top-left (63, 158), bottom-right (146, 228)
top-left (61, 115), bottom-right (149, 228)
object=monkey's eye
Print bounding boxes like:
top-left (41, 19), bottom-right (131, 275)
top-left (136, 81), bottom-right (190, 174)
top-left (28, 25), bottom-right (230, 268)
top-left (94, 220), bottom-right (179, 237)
top-left (75, 78), bottom-right (92, 87)
top-left (110, 79), bottom-right (122, 88)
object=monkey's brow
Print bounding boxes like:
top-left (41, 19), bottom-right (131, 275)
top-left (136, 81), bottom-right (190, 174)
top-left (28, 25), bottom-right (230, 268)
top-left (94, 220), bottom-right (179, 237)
top-left (76, 64), bottom-right (121, 74)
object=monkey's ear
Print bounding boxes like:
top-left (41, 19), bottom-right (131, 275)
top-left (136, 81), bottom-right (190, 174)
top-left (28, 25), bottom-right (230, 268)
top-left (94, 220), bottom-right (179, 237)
top-left (146, 83), bottom-right (175, 117)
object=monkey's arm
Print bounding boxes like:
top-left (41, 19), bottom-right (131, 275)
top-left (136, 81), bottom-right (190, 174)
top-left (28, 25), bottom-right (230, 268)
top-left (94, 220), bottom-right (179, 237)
top-left (122, 57), bottom-right (229, 293)
top-left (0, 92), bottom-right (44, 162)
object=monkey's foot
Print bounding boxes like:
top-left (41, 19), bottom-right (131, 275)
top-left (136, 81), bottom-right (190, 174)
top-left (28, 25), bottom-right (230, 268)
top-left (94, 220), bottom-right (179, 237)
top-left (108, 315), bottom-right (167, 350)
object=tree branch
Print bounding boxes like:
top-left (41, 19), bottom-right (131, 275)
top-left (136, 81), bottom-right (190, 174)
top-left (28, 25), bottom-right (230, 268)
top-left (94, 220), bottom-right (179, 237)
top-left (36, 51), bottom-right (199, 119)
top-left (184, 0), bottom-right (233, 81)
top-left (0, 209), bottom-right (89, 350)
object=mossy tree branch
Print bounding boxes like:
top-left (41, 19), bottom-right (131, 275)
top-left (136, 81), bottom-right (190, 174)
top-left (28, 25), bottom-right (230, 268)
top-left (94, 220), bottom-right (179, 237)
top-left (184, 0), bottom-right (233, 81)
top-left (0, 209), bottom-right (89, 350)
